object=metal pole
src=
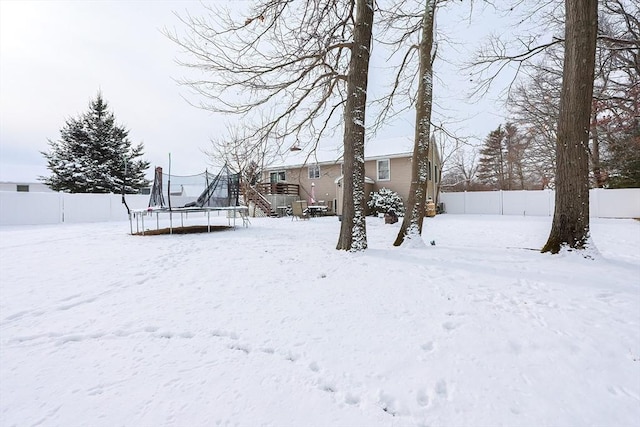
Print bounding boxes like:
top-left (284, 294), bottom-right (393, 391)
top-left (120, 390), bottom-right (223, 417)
top-left (168, 153), bottom-right (173, 234)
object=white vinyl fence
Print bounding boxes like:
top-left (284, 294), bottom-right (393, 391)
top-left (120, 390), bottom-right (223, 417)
top-left (439, 188), bottom-right (640, 218)
top-left (1, 188), bottom-right (638, 226)
top-left (0, 192), bottom-right (196, 226)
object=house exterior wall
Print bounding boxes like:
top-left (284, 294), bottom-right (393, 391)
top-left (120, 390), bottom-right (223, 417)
top-left (264, 163), bottom-right (343, 211)
top-left (335, 179), bottom-right (374, 217)
top-left (262, 145), bottom-right (442, 215)
top-left (364, 157), bottom-right (413, 201)
top-left (0, 182), bottom-right (53, 193)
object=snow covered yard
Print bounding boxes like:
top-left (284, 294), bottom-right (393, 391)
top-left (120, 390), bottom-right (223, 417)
top-left (1, 214), bottom-right (639, 427)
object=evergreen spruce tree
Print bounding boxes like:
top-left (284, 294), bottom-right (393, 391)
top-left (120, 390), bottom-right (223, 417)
top-left (477, 126), bottom-right (506, 189)
top-left (41, 92), bottom-right (150, 193)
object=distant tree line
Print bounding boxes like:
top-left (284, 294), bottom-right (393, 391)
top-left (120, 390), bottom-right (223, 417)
top-left (442, 0), bottom-right (638, 193)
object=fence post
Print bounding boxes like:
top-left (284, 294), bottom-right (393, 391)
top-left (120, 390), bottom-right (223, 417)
top-left (463, 191), bottom-right (467, 214)
top-left (60, 192), bottom-right (65, 223)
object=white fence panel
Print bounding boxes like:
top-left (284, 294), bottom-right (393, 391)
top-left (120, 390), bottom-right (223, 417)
top-left (462, 191), bottom-right (502, 215)
top-left (501, 191), bottom-right (526, 215)
top-left (62, 193), bottom-right (113, 223)
top-left (0, 192), bottom-right (62, 225)
top-left (501, 190), bottom-right (553, 216)
top-left (113, 194), bottom-right (149, 220)
top-left (2, 189), bottom-right (637, 225)
top-left (0, 192), bottom-right (199, 226)
top-left (440, 192), bottom-right (465, 214)
top-left (525, 190), bottom-right (554, 216)
top-left (590, 188), bottom-right (640, 218)
top-left (440, 188), bottom-right (638, 218)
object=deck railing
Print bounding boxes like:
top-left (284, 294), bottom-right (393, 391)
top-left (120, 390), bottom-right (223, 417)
top-left (244, 184), bottom-right (273, 215)
top-left (256, 182), bottom-right (300, 196)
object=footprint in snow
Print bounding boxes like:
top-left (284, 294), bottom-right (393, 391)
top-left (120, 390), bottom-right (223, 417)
top-left (442, 321), bottom-right (458, 332)
top-left (416, 388), bottom-right (430, 407)
top-left (421, 341), bottom-right (435, 353)
top-left (378, 391), bottom-right (398, 416)
top-left (228, 343), bottom-right (250, 354)
top-left (435, 380), bottom-right (449, 400)
top-left (211, 329), bottom-right (238, 340)
top-left (317, 377), bottom-right (338, 394)
top-left (345, 393), bottom-right (360, 405)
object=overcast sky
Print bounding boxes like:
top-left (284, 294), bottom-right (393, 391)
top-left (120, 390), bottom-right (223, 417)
top-left (0, 0), bottom-right (517, 183)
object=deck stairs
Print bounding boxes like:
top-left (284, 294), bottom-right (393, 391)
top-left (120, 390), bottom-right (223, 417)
top-left (244, 185), bottom-right (277, 217)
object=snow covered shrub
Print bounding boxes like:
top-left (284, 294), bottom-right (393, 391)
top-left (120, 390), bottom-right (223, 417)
top-left (368, 188), bottom-right (405, 216)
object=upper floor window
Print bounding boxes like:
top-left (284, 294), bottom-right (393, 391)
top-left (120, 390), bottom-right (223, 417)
top-left (270, 171), bottom-right (286, 183)
top-left (308, 164), bottom-right (320, 179)
top-left (377, 159), bottom-right (390, 181)
top-left (435, 165), bottom-right (439, 183)
top-left (428, 160), bottom-right (432, 181)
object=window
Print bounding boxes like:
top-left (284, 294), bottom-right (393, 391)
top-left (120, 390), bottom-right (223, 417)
top-left (428, 160), bottom-right (432, 181)
top-left (270, 171), bottom-right (286, 183)
top-left (308, 164), bottom-right (320, 179)
top-left (435, 165), bottom-right (439, 183)
top-left (377, 159), bottom-right (390, 181)
top-left (16, 185), bottom-right (29, 192)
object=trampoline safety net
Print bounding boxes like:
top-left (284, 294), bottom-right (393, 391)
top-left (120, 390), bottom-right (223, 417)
top-left (148, 165), bottom-right (240, 209)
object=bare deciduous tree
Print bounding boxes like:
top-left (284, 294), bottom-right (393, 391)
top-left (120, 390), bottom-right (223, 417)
top-left (391, 0), bottom-right (438, 247)
top-left (594, 0), bottom-right (640, 188)
top-left (206, 122), bottom-right (279, 205)
top-left (165, 0), bottom-right (374, 251)
top-left (542, 0), bottom-right (598, 254)
top-left (336, 0), bottom-right (374, 251)
top-left (508, 53), bottom-right (561, 188)
top-left (440, 146), bottom-right (480, 191)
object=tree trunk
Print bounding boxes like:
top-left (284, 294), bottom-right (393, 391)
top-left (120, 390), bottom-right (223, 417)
top-left (541, 0), bottom-right (598, 254)
top-left (591, 107), bottom-right (605, 188)
top-left (337, 0), bottom-right (374, 251)
top-left (394, 0), bottom-right (436, 247)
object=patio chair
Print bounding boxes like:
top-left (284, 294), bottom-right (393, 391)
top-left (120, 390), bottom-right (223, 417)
top-left (291, 200), bottom-right (310, 220)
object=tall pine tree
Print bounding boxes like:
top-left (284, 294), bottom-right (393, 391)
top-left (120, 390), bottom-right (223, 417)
top-left (477, 126), bottom-right (506, 189)
top-left (41, 92), bottom-right (149, 193)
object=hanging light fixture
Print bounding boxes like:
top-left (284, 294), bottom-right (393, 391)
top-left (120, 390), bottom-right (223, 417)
top-left (289, 138), bottom-right (302, 151)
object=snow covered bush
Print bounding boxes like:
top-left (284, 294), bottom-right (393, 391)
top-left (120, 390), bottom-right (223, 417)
top-left (368, 188), bottom-right (405, 216)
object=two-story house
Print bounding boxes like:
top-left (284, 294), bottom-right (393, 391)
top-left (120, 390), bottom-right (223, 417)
top-left (253, 137), bottom-right (441, 216)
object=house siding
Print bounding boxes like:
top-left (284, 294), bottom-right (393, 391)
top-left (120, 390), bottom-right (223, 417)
top-left (273, 163), bottom-right (343, 211)
top-left (0, 182), bottom-right (54, 193)
top-left (364, 157), bottom-right (413, 202)
top-left (261, 144), bottom-right (441, 215)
